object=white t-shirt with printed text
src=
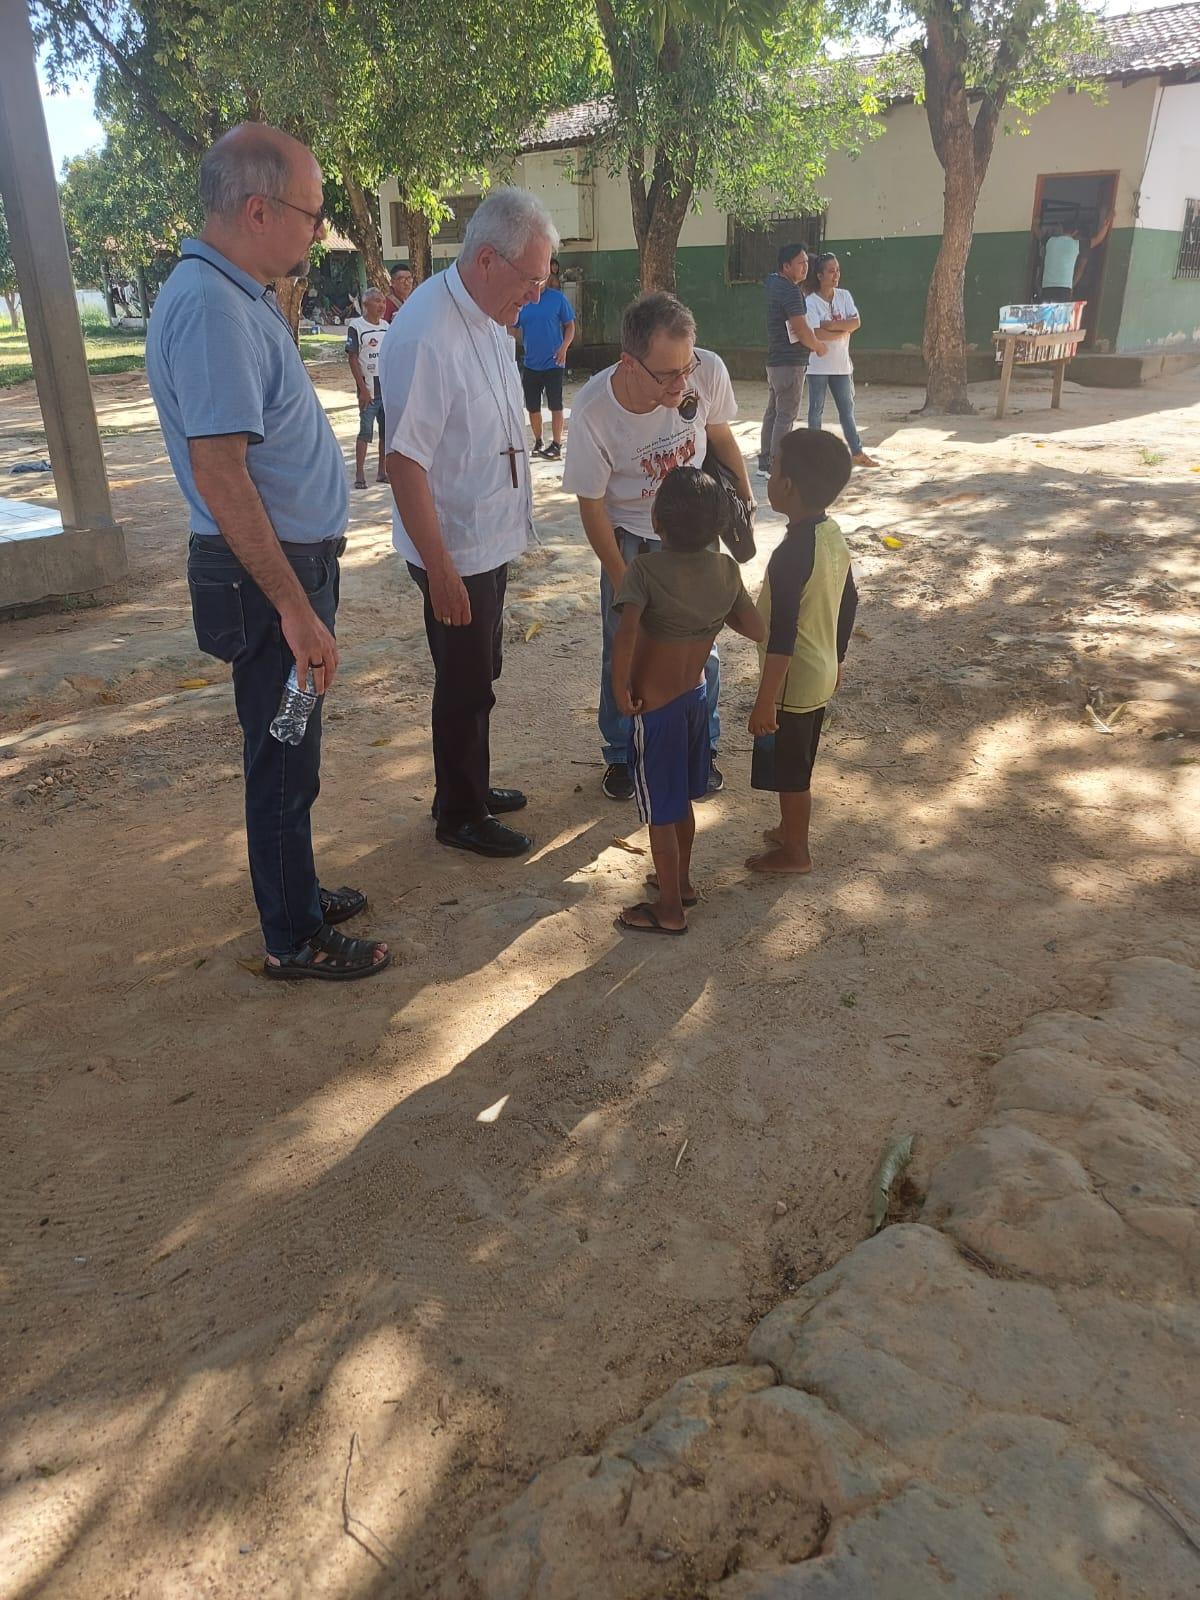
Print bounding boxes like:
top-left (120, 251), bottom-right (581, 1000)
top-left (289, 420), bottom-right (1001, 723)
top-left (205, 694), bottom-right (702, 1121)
top-left (562, 349), bottom-right (737, 542)
top-left (805, 289), bottom-right (859, 377)
top-left (344, 316), bottom-right (388, 383)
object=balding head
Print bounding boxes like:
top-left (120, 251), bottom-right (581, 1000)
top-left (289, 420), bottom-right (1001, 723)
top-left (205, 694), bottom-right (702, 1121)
top-left (198, 122), bottom-right (324, 282)
top-left (200, 123), bottom-right (319, 221)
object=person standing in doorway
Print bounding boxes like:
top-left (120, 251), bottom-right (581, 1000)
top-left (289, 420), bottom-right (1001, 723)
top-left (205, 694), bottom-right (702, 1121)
top-left (146, 123), bottom-right (388, 980)
top-left (758, 242), bottom-right (827, 477)
top-left (564, 291), bottom-right (753, 801)
top-left (382, 263), bottom-right (414, 321)
top-left (380, 188), bottom-right (558, 858)
top-left (516, 256), bottom-right (575, 460)
top-left (805, 253), bottom-right (876, 467)
top-left (1038, 210), bottom-right (1112, 301)
top-left (345, 287), bottom-right (389, 488)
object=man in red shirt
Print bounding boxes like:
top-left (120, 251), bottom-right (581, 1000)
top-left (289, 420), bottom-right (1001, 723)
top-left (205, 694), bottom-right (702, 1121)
top-left (382, 264), bottom-right (414, 322)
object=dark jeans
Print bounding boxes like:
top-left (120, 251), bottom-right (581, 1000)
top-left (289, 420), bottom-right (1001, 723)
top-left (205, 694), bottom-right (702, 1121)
top-left (187, 533), bottom-right (341, 958)
top-left (408, 561), bottom-right (507, 829)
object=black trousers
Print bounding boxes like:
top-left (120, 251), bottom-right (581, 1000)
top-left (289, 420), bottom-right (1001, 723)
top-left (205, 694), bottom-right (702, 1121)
top-left (408, 561), bottom-right (507, 828)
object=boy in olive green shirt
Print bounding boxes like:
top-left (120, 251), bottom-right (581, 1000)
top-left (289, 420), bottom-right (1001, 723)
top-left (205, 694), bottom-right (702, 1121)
top-left (748, 428), bottom-right (858, 873)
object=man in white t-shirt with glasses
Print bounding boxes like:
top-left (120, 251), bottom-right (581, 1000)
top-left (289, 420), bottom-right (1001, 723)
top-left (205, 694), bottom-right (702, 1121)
top-left (564, 292), bottom-right (754, 801)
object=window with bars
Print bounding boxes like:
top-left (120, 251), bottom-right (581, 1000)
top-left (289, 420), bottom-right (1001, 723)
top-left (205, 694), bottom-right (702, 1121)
top-left (1175, 198), bottom-right (1200, 280)
top-left (727, 213), bottom-right (826, 283)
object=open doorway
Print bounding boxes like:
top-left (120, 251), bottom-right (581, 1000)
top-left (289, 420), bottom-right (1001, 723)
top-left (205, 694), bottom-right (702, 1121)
top-left (1029, 172), bottom-right (1117, 348)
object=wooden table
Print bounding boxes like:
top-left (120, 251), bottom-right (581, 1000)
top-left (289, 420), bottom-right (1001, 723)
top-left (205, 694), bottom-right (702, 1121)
top-left (992, 327), bottom-right (1086, 419)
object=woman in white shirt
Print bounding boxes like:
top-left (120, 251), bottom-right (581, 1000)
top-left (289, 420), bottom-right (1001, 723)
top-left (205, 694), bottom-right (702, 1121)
top-left (805, 254), bottom-right (876, 467)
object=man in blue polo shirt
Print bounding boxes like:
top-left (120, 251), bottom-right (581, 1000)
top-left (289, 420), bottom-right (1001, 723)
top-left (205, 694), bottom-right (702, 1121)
top-left (515, 258), bottom-right (575, 460)
top-left (146, 123), bottom-right (388, 982)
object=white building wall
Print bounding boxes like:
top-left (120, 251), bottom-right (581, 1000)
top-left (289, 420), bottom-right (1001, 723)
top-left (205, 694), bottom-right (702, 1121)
top-left (1135, 81), bottom-right (1200, 230)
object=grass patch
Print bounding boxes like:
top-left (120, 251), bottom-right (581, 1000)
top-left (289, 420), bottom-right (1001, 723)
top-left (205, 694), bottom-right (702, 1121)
top-left (0, 325), bottom-right (148, 390)
top-left (1, 326), bottom-right (339, 389)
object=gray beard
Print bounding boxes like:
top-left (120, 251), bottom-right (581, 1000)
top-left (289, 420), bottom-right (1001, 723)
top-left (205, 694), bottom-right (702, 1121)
top-left (287, 259), bottom-right (310, 280)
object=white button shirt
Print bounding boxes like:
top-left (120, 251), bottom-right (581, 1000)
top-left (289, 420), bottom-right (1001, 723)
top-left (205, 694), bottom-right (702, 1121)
top-left (380, 264), bottom-right (533, 577)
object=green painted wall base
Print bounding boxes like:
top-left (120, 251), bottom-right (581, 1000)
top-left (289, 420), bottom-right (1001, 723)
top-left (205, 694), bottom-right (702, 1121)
top-left (1117, 229), bottom-right (1200, 353)
top-left (562, 227), bottom-right (1146, 356)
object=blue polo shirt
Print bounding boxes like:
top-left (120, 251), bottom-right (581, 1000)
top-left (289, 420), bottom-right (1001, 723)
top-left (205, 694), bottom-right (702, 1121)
top-left (146, 239), bottom-right (349, 543)
top-left (516, 288), bottom-right (575, 372)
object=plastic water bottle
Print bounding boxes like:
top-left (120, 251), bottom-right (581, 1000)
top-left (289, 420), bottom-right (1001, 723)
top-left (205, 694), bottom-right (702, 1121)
top-left (269, 666), bottom-right (318, 745)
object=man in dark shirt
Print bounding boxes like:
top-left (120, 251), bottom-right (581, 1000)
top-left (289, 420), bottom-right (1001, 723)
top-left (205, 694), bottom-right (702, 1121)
top-left (759, 243), bottom-right (827, 476)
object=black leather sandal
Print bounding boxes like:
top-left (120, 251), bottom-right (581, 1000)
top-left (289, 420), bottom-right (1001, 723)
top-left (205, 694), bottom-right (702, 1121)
top-left (319, 885), bottom-right (368, 925)
top-left (264, 924), bottom-right (390, 981)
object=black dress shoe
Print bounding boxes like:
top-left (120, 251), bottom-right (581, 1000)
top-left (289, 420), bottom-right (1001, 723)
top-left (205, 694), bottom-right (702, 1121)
top-left (436, 817), bottom-right (532, 857)
top-left (431, 787), bottom-right (527, 821)
top-left (486, 787), bottom-right (527, 814)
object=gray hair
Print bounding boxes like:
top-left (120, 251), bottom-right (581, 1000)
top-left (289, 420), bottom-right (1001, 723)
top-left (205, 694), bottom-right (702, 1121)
top-left (363, 287), bottom-right (386, 302)
top-left (460, 188), bottom-right (559, 266)
top-left (621, 292), bottom-right (696, 359)
top-left (199, 126), bottom-right (292, 221)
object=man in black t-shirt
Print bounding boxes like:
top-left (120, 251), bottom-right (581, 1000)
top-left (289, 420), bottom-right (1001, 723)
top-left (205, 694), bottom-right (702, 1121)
top-left (758, 243), bottom-right (827, 475)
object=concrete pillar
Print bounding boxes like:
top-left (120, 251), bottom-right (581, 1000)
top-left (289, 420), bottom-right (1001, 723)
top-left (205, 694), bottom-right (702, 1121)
top-left (0, 0), bottom-right (122, 546)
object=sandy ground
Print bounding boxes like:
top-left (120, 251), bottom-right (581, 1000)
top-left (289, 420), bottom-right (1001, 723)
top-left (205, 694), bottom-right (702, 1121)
top-left (1, 352), bottom-right (1198, 1599)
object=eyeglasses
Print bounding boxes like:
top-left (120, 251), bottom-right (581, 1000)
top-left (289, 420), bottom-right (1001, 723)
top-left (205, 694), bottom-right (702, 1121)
top-left (632, 352), bottom-right (702, 387)
top-left (490, 246), bottom-right (550, 291)
top-left (254, 194), bottom-right (328, 233)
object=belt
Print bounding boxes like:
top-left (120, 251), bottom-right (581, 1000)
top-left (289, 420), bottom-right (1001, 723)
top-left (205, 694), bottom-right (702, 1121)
top-left (191, 532), bottom-right (347, 558)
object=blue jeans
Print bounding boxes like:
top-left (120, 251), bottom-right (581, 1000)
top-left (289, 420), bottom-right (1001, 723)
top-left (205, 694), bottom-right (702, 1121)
top-left (187, 533), bottom-right (340, 958)
top-left (807, 374), bottom-right (862, 456)
top-left (599, 527), bottom-right (719, 766)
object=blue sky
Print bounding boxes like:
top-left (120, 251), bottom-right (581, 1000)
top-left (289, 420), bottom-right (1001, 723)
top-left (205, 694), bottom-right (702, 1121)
top-left (40, 67), bottom-right (103, 176)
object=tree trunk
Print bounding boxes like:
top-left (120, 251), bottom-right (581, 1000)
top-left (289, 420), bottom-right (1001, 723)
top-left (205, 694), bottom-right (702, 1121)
top-left (272, 276), bottom-right (307, 343)
top-left (100, 262), bottom-right (116, 322)
top-left (3, 290), bottom-right (20, 330)
top-left (919, 8), bottom-right (980, 414)
top-left (638, 184), bottom-right (693, 292)
top-left (404, 205), bottom-right (432, 281)
top-left (922, 146), bottom-right (978, 412)
top-left (597, 4), bottom-right (696, 299)
top-left (338, 161), bottom-right (388, 289)
top-left (136, 263), bottom-right (150, 325)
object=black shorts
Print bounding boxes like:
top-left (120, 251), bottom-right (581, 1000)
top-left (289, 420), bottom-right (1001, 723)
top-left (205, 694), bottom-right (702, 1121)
top-left (522, 366), bottom-right (564, 413)
top-left (1040, 286), bottom-right (1074, 302)
top-left (751, 707), bottom-right (824, 793)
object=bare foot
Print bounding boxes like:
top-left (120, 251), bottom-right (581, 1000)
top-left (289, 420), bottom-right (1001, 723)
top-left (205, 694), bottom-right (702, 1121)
top-left (617, 899), bottom-right (687, 934)
top-left (745, 848), bottom-right (812, 875)
top-left (762, 826), bottom-right (784, 846)
top-left (852, 452), bottom-right (878, 467)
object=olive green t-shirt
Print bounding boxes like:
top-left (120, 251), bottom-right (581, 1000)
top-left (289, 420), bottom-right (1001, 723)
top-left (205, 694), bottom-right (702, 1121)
top-left (614, 547), bottom-right (749, 642)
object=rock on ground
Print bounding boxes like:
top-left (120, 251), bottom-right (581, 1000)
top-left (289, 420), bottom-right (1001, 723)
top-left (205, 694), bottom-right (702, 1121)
top-left (445, 957), bottom-right (1200, 1600)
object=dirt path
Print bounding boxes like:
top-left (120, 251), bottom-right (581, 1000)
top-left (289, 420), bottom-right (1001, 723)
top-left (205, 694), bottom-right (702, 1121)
top-left (1, 359), bottom-right (1197, 1598)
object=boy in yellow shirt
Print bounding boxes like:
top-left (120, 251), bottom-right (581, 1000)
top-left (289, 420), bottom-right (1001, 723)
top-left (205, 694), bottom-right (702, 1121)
top-left (747, 429), bottom-right (858, 873)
